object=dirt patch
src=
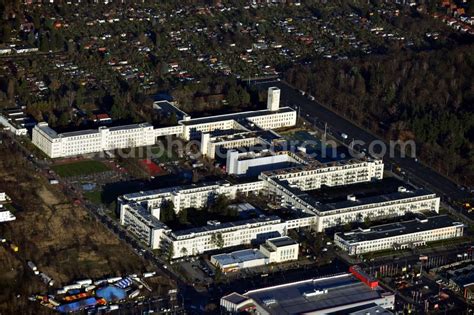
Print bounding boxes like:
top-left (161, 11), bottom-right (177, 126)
top-left (0, 139), bottom-right (167, 314)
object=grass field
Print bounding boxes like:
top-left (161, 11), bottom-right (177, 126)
top-left (52, 160), bottom-right (110, 177)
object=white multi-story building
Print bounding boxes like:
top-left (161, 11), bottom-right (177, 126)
top-left (226, 149), bottom-right (302, 176)
top-left (119, 202), bottom-right (168, 249)
top-left (32, 122), bottom-right (155, 158)
top-left (270, 178), bottom-right (440, 232)
top-left (119, 180), bottom-right (265, 216)
top-left (32, 87), bottom-right (297, 158)
top-left (117, 158), bottom-right (396, 257)
top-left (179, 107), bottom-right (296, 141)
top-left (162, 216), bottom-right (286, 259)
top-left (334, 215), bottom-right (464, 255)
top-left (200, 130), bottom-right (278, 159)
top-left (259, 236), bottom-right (299, 263)
top-left (260, 158), bottom-right (384, 190)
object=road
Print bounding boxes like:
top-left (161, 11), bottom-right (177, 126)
top-left (2, 132), bottom-right (190, 313)
top-left (250, 79), bottom-right (471, 203)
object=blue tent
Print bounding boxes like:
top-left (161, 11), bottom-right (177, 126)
top-left (57, 297), bottom-right (97, 313)
top-left (96, 286), bottom-right (127, 301)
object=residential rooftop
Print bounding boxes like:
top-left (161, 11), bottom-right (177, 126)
top-left (276, 178), bottom-right (437, 213)
top-left (267, 236), bottom-right (297, 248)
top-left (170, 215), bottom-right (281, 238)
top-left (179, 107), bottom-right (294, 126)
top-left (212, 249), bottom-right (267, 266)
top-left (335, 215), bottom-right (463, 244)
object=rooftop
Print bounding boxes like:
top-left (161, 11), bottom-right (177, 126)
top-left (179, 107), bottom-right (294, 126)
top-left (243, 273), bottom-right (393, 315)
top-left (170, 215), bottom-right (281, 238)
top-left (336, 215), bottom-right (463, 244)
top-left (267, 236), bottom-right (297, 248)
top-left (212, 249), bottom-right (267, 266)
top-left (36, 122), bottom-right (153, 139)
top-left (123, 180), bottom-right (230, 200)
top-left (276, 178), bottom-right (436, 213)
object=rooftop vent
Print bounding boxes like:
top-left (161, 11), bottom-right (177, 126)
top-left (347, 194), bottom-right (357, 202)
top-left (262, 298), bottom-right (276, 306)
top-left (303, 289), bottom-right (328, 297)
top-left (398, 186), bottom-right (407, 193)
top-left (207, 220), bottom-right (221, 226)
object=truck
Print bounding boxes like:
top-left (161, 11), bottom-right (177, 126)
top-left (39, 272), bottom-right (54, 286)
top-left (27, 261), bottom-right (39, 275)
top-left (128, 289), bottom-right (140, 299)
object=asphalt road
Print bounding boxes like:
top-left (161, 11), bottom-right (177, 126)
top-left (250, 79), bottom-right (471, 202)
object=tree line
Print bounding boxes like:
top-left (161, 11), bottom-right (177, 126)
top-left (285, 45), bottom-right (474, 185)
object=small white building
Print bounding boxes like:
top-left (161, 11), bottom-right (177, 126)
top-left (259, 236), bottom-right (299, 263)
top-left (334, 215), bottom-right (464, 256)
top-left (0, 211), bottom-right (15, 223)
top-left (211, 236), bottom-right (299, 273)
top-left (211, 249), bottom-right (268, 273)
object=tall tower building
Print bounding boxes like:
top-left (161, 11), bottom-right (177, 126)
top-left (267, 87), bottom-right (280, 111)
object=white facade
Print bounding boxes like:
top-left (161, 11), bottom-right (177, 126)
top-left (119, 203), bottom-right (168, 249)
top-left (163, 216), bottom-right (286, 259)
top-left (0, 192), bottom-right (6, 202)
top-left (200, 132), bottom-right (269, 159)
top-left (32, 122), bottom-right (156, 158)
top-left (261, 158), bottom-right (384, 190)
top-left (0, 114), bottom-right (28, 136)
top-left (119, 180), bottom-right (265, 215)
top-left (259, 236), bottom-right (299, 263)
top-left (32, 87), bottom-right (297, 158)
top-left (226, 150), bottom-right (300, 175)
top-left (211, 236), bottom-right (299, 273)
top-left (267, 87), bottom-right (281, 111)
top-left (335, 215), bottom-right (464, 256)
top-left (315, 191), bottom-right (440, 232)
top-left (0, 211), bottom-right (15, 223)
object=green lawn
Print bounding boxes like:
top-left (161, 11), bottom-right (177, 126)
top-left (52, 160), bottom-right (110, 177)
top-left (83, 190), bottom-right (103, 204)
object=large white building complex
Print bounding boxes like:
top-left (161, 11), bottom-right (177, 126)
top-left (32, 87), bottom-right (297, 158)
top-left (32, 123), bottom-right (156, 158)
top-left (117, 151), bottom-right (441, 259)
top-left (334, 215), bottom-right (464, 256)
top-left (220, 273), bottom-right (395, 314)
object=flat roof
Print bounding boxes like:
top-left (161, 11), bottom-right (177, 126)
top-left (179, 107), bottom-right (294, 126)
top-left (171, 215), bottom-right (281, 238)
top-left (123, 180), bottom-right (230, 200)
top-left (37, 122), bottom-right (153, 139)
top-left (221, 292), bottom-right (249, 305)
top-left (244, 273), bottom-right (393, 315)
top-left (261, 157), bottom-right (380, 178)
top-left (212, 249), bottom-right (266, 266)
top-left (267, 236), bottom-right (297, 247)
top-left (336, 215), bottom-right (462, 244)
top-left (327, 303), bottom-right (393, 315)
top-left (125, 202), bottom-right (166, 230)
top-left (276, 178), bottom-right (436, 213)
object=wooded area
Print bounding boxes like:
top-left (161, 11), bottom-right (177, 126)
top-left (285, 46), bottom-right (474, 185)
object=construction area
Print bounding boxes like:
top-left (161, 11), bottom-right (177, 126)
top-left (0, 138), bottom-right (176, 314)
